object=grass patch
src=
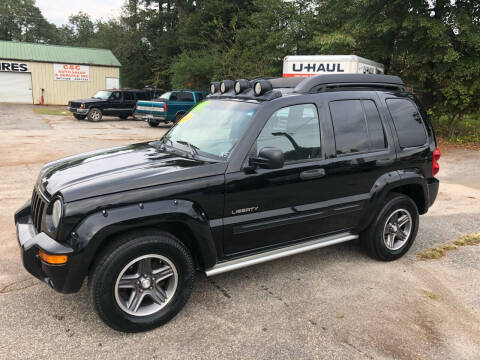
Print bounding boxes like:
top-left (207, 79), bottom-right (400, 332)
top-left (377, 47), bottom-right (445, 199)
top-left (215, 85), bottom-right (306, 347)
top-left (33, 106), bottom-right (70, 116)
top-left (453, 233), bottom-right (480, 246)
top-left (416, 243), bottom-right (457, 260)
top-left (417, 233), bottom-right (480, 260)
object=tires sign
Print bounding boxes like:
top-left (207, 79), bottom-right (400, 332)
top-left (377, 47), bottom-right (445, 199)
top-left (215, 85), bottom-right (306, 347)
top-left (54, 64), bottom-right (89, 81)
top-left (0, 61), bottom-right (28, 72)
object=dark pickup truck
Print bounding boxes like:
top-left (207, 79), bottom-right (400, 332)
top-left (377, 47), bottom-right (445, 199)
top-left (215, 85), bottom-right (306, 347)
top-left (68, 89), bottom-right (153, 122)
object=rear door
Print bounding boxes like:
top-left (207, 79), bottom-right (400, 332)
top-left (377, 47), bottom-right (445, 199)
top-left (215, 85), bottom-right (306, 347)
top-left (322, 91), bottom-right (397, 226)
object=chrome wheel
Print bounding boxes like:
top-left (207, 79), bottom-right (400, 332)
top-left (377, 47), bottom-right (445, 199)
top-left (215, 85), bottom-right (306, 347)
top-left (114, 254), bottom-right (178, 317)
top-left (383, 208), bottom-right (412, 250)
top-left (90, 109), bottom-right (101, 121)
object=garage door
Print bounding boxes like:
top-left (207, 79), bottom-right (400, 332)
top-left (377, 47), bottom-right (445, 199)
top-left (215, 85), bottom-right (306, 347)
top-left (0, 72), bottom-right (33, 103)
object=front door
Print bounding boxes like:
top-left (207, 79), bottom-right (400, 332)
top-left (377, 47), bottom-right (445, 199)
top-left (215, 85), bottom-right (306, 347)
top-left (223, 103), bottom-right (338, 256)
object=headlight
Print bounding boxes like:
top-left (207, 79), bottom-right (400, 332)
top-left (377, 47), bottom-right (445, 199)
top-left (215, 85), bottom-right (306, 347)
top-left (80, 103), bottom-right (86, 109)
top-left (51, 199), bottom-right (63, 229)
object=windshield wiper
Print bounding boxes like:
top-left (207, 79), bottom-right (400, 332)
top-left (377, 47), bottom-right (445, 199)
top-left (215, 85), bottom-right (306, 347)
top-left (176, 140), bottom-right (199, 158)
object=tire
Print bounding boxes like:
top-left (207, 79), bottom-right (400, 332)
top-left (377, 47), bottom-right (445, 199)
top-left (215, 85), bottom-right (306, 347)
top-left (73, 114), bottom-right (86, 120)
top-left (119, 114), bottom-right (129, 120)
top-left (362, 193), bottom-right (419, 261)
top-left (87, 108), bottom-right (103, 122)
top-left (148, 120), bottom-right (159, 128)
top-left (90, 229), bottom-right (195, 332)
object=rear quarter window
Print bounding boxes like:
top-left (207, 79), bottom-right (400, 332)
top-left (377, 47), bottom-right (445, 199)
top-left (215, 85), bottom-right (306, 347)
top-left (386, 99), bottom-right (427, 148)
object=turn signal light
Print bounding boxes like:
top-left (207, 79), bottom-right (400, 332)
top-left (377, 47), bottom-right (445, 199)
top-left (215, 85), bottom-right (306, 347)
top-left (38, 250), bottom-right (68, 264)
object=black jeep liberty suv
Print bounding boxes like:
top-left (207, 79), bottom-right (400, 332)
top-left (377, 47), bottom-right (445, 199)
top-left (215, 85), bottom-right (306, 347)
top-left (15, 74), bottom-right (440, 332)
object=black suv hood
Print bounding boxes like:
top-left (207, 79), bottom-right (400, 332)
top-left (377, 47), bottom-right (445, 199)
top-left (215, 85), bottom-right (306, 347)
top-left (70, 98), bottom-right (106, 104)
top-left (38, 142), bottom-right (226, 202)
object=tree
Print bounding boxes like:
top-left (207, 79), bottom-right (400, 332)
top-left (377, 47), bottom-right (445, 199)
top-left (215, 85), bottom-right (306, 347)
top-left (0, 0), bottom-right (58, 43)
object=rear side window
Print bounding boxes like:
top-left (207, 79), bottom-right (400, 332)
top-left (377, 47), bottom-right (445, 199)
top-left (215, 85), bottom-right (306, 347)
top-left (136, 92), bottom-right (147, 100)
top-left (177, 92), bottom-right (194, 102)
top-left (329, 99), bottom-right (387, 155)
top-left (386, 99), bottom-right (427, 148)
top-left (124, 92), bottom-right (134, 100)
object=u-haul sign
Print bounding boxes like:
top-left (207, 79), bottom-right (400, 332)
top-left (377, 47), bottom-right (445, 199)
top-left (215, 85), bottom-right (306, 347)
top-left (54, 63), bottom-right (89, 81)
top-left (283, 55), bottom-right (384, 77)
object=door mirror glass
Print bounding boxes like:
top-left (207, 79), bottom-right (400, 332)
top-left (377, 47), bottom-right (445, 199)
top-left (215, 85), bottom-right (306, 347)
top-left (249, 147), bottom-right (284, 169)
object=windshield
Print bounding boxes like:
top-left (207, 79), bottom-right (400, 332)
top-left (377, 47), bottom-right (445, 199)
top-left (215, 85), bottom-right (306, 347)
top-left (158, 92), bottom-right (171, 100)
top-left (92, 90), bottom-right (112, 100)
top-left (163, 100), bottom-right (258, 158)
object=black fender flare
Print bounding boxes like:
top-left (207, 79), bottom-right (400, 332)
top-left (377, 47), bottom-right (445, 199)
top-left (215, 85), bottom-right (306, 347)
top-left (358, 170), bottom-right (428, 232)
top-left (64, 199), bottom-right (217, 292)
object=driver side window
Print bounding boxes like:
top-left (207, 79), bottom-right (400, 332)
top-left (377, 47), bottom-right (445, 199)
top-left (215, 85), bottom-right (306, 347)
top-left (255, 104), bottom-right (321, 162)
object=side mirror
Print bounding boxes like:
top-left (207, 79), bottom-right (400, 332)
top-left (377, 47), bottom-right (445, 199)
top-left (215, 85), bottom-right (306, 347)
top-left (249, 147), bottom-right (284, 169)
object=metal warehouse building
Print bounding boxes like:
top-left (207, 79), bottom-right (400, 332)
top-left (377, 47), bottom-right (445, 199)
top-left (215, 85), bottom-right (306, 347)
top-left (0, 41), bottom-right (121, 105)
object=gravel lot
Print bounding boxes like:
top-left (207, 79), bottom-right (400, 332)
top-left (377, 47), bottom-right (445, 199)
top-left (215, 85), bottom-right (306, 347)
top-left (0, 104), bottom-right (479, 359)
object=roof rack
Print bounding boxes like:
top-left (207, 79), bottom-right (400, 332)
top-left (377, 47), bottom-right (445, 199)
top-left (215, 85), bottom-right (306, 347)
top-left (207, 74), bottom-right (406, 102)
top-left (294, 74), bottom-right (405, 93)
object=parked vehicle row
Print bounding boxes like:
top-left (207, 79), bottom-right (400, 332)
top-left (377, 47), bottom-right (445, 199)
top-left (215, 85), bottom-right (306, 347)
top-left (68, 88), bottom-right (206, 124)
top-left (16, 73), bottom-right (439, 332)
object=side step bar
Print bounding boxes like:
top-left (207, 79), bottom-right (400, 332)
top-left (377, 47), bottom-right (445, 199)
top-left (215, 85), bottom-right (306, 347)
top-left (205, 232), bottom-right (358, 277)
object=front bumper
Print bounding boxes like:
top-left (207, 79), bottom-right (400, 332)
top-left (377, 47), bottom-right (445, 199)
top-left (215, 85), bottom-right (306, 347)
top-left (15, 201), bottom-right (74, 293)
top-left (68, 107), bottom-right (88, 114)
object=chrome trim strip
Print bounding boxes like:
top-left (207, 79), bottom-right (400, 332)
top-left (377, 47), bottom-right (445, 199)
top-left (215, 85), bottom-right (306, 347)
top-left (205, 232), bottom-right (358, 276)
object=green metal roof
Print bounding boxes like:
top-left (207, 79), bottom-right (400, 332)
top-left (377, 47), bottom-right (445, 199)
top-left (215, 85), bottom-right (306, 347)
top-left (0, 41), bottom-right (121, 67)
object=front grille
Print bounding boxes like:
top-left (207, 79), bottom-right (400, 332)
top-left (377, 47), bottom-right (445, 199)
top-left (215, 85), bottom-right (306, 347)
top-left (31, 188), bottom-right (47, 232)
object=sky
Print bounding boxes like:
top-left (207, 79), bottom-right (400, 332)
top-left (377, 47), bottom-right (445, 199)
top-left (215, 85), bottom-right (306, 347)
top-left (36, 0), bottom-right (124, 25)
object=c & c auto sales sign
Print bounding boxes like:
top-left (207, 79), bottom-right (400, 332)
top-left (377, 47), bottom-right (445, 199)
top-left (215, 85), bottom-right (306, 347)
top-left (54, 64), bottom-right (89, 81)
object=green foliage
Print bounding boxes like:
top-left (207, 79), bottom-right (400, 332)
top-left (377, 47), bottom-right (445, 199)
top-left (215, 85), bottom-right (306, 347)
top-left (1, 0), bottom-right (480, 143)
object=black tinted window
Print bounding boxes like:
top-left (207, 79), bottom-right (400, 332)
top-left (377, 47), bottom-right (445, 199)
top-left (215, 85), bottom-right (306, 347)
top-left (386, 99), bottom-right (427, 148)
top-left (197, 93), bottom-right (204, 100)
top-left (170, 92), bottom-right (178, 101)
top-left (330, 100), bottom-right (369, 154)
top-left (124, 92), bottom-right (134, 100)
top-left (363, 100), bottom-right (387, 149)
top-left (256, 104), bottom-right (321, 162)
top-left (110, 92), bottom-right (122, 101)
top-left (330, 99), bottom-right (387, 154)
top-left (136, 92), bottom-right (147, 100)
top-left (177, 92), bottom-right (194, 102)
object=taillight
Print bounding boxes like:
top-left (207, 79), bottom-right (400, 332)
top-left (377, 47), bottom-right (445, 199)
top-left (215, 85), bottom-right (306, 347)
top-left (432, 147), bottom-right (440, 177)
top-left (164, 102), bottom-right (167, 112)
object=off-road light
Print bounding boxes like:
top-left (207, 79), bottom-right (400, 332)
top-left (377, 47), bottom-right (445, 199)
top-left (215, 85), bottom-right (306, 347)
top-left (234, 79), bottom-right (251, 94)
top-left (253, 79), bottom-right (273, 96)
top-left (210, 82), bottom-right (220, 94)
top-left (220, 80), bottom-right (234, 93)
top-left (38, 250), bottom-right (68, 265)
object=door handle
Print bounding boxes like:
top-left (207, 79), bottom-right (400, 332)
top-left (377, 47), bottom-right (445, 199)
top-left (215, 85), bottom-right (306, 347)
top-left (300, 168), bottom-right (326, 180)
